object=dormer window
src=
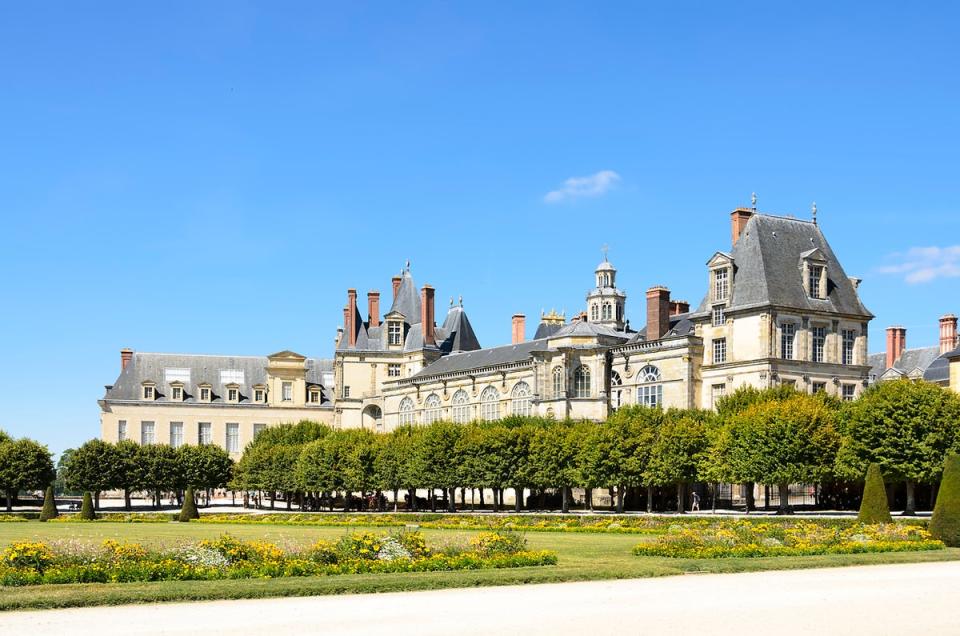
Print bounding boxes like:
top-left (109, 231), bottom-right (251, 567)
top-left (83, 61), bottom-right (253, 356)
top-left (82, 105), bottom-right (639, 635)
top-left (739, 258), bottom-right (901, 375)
top-left (253, 385), bottom-right (266, 403)
top-left (714, 269), bottom-right (729, 301)
top-left (226, 384), bottom-right (240, 403)
top-left (198, 384), bottom-right (211, 402)
top-left (142, 383), bottom-right (155, 400)
top-left (801, 248), bottom-right (828, 300)
top-left (170, 384), bottom-right (183, 401)
top-left (388, 321), bottom-right (403, 346)
top-left (809, 265), bottom-right (824, 298)
top-left (308, 388), bottom-right (321, 403)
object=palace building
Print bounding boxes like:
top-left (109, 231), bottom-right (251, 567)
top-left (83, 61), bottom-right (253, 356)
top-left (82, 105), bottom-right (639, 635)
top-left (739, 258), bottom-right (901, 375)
top-left (99, 204), bottom-right (874, 455)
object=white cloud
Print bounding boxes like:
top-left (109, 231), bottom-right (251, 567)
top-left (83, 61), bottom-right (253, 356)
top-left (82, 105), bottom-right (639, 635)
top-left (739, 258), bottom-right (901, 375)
top-left (544, 170), bottom-right (621, 203)
top-left (877, 246), bottom-right (960, 284)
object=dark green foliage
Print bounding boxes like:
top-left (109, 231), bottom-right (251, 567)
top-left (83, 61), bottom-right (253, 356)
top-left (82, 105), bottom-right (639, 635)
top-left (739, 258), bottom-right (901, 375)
top-left (178, 486), bottom-right (199, 522)
top-left (80, 492), bottom-right (96, 520)
top-left (0, 436), bottom-right (56, 511)
top-left (39, 486), bottom-right (58, 522)
top-left (930, 454), bottom-right (960, 546)
top-left (858, 463), bottom-right (891, 523)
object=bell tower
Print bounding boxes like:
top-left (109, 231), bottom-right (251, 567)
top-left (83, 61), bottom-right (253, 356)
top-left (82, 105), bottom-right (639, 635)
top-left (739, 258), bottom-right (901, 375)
top-left (586, 247), bottom-right (626, 330)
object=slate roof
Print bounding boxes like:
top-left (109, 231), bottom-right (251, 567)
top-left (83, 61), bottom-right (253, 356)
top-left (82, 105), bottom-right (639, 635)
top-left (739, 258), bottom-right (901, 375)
top-left (694, 214), bottom-right (872, 318)
top-left (439, 305), bottom-right (481, 353)
top-left (533, 321), bottom-right (563, 339)
top-left (867, 346), bottom-right (942, 381)
top-left (548, 321), bottom-right (632, 340)
top-left (628, 313), bottom-right (695, 343)
top-left (410, 339), bottom-right (552, 380)
top-left (388, 269), bottom-right (421, 324)
top-left (103, 352), bottom-right (334, 405)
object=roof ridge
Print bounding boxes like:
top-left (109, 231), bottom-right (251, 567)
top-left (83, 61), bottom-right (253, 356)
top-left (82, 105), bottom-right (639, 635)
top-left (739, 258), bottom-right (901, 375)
top-left (755, 212), bottom-right (817, 225)
top-left (134, 351), bottom-right (331, 361)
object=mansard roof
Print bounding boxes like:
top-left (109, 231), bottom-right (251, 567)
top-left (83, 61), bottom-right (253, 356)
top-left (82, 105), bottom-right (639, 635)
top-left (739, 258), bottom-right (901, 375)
top-left (410, 339), bottom-right (551, 380)
top-left (695, 214), bottom-right (872, 318)
top-left (867, 346), bottom-right (942, 381)
top-left (548, 321), bottom-right (631, 340)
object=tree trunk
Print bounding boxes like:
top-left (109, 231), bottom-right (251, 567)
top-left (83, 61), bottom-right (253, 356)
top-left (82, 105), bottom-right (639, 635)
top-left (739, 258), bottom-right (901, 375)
top-left (676, 483), bottom-right (685, 514)
top-left (154, 489), bottom-right (161, 510)
top-left (344, 491), bottom-right (351, 512)
top-left (616, 486), bottom-right (625, 513)
top-left (408, 488), bottom-right (416, 512)
top-left (479, 488), bottom-right (485, 508)
top-left (448, 487), bottom-right (456, 512)
top-left (764, 485), bottom-right (770, 510)
top-left (712, 482), bottom-right (718, 513)
top-left (561, 486), bottom-right (570, 513)
top-left (744, 482), bottom-right (755, 514)
top-left (270, 491), bottom-right (276, 509)
top-left (430, 490), bottom-right (437, 512)
top-left (286, 492), bottom-right (291, 510)
top-left (124, 488), bottom-right (132, 511)
top-left (585, 487), bottom-right (593, 512)
top-left (646, 485), bottom-right (653, 513)
top-left (460, 488), bottom-right (466, 508)
top-left (492, 488), bottom-right (499, 512)
top-left (904, 480), bottom-right (917, 516)
top-left (4, 492), bottom-right (11, 512)
top-left (514, 486), bottom-right (523, 512)
top-left (777, 482), bottom-right (792, 514)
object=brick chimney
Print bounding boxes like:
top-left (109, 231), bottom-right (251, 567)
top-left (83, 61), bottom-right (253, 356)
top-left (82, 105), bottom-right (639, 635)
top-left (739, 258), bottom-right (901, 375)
top-left (421, 285), bottom-right (436, 346)
top-left (886, 325), bottom-right (906, 369)
top-left (120, 348), bottom-right (133, 371)
top-left (347, 289), bottom-right (358, 347)
top-left (367, 291), bottom-right (381, 328)
top-left (731, 208), bottom-right (754, 246)
top-left (342, 307), bottom-right (351, 347)
top-left (512, 314), bottom-right (526, 344)
top-left (392, 276), bottom-right (402, 302)
top-left (940, 314), bottom-right (958, 354)
top-left (646, 286), bottom-right (671, 342)
top-left (669, 300), bottom-right (690, 316)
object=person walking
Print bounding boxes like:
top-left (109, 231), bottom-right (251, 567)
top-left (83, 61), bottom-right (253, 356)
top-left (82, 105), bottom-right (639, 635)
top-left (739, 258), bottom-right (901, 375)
top-left (691, 490), bottom-right (701, 512)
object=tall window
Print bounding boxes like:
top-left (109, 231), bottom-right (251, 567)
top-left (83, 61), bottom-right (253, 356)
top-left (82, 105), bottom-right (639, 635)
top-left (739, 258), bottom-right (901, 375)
top-left (171, 386), bottom-right (183, 401)
top-left (637, 365), bottom-right (663, 407)
top-left (198, 422), bottom-right (212, 445)
top-left (387, 363), bottom-right (401, 377)
top-left (227, 387), bottom-right (239, 402)
top-left (143, 384), bottom-right (155, 400)
top-left (711, 384), bottom-right (726, 409)
top-left (809, 265), bottom-right (824, 299)
top-left (602, 304), bottom-right (612, 321)
top-left (399, 398), bottom-right (415, 425)
top-left (451, 389), bottom-right (470, 423)
top-left (199, 387), bottom-right (211, 402)
top-left (842, 329), bottom-right (856, 365)
top-left (552, 366), bottom-right (565, 398)
top-left (591, 305), bottom-right (599, 321)
top-left (573, 365), bottom-right (591, 398)
top-left (480, 386), bottom-right (500, 421)
top-left (423, 393), bottom-right (442, 424)
top-left (511, 381), bottom-right (532, 416)
top-left (781, 323), bottom-right (796, 360)
top-left (610, 371), bottom-right (624, 409)
top-left (842, 384), bottom-right (856, 401)
top-left (712, 338), bottom-right (727, 364)
top-left (117, 420), bottom-right (127, 442)
top-left (712, 305), bottom-right (725, 327)
top-left (812, 327), bottom-right (826, 363)
top-left (282, 382), bottom-right (293, 402)
top-left (388, 321), bottom-right (403, 346)
top-left (714, 269), bottom-right (729, 301)
top-left (169, 422), bottom-right (183, 448)
top-left (226, 423), bottom-right (239, 453)
top-left (141, 421), bottom-right (155, 445)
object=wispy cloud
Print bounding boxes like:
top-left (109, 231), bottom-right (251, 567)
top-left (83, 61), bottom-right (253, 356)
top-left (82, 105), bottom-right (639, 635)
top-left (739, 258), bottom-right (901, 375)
top-left (544, 170), bottom-right (621, 203)
top-left (878, 246), bottom-right (960, 284)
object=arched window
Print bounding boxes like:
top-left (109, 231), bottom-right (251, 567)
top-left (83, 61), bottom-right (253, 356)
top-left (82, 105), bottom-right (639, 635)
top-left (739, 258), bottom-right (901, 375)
top-left (637, 365), bottom-right (663, 407)
top-left (398, 397), bottom-right (415, 425)
top-left (602, 303), bottom-right (611, 321)
top-left (480, 386), bottom-right (500, 421)
top-left (552, 366), bottom-right (565, 398)
top-left (423, 393), bottom-right (442, 424)
top-left (610, 371), bottom-right (624, 409)
top-left (574, 365), bottom-right (591, 398)
top-left (451, 389), bottom-right (470, 423)
top-left (511, 381), bottom-right (532, 416)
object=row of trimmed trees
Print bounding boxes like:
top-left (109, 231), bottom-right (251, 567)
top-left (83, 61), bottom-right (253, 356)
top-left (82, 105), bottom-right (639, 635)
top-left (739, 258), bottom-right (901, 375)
top-left (0, 431), bottom-right (55, 511)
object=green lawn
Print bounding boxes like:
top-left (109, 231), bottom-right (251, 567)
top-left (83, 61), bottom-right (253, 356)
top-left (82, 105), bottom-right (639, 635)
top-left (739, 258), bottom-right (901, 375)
top-left (1, 520), bottom-right (959, 611)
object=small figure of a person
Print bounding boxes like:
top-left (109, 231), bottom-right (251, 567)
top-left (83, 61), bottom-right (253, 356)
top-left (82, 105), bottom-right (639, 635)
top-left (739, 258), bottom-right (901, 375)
top-left (691, 490), bottom-right (701, 512)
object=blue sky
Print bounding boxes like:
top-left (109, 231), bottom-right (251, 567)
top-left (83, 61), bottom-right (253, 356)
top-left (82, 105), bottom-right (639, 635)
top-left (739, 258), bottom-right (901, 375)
top-left (2, 2), bottom-right (959, 456)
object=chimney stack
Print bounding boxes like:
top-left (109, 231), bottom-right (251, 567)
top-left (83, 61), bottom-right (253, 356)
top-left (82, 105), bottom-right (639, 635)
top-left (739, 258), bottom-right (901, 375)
top-left (512, 314), bottom-right (526, 344)
top-left (646, 286), bottom-right (671, 342)
top-left (392, 276), bottom-right (402, 302)
top-left (731, 208), bottom-right (754, 246)
top-left (343, 307), bottom-right (351, 347)
top-left (669, 300), bottom-right (690, 316)
top-left (940, 314), bottom-right (958, 354)
top-left (347, 289), bottom-right (358, 347)
top-left (421, 285), bottom-right (436, 346)
top-left (120, 348), bottom-right (133, 371)
top-left (886, 325), bottom-right (907, 369)
top-left (367, 291), bottom-right (381, 328)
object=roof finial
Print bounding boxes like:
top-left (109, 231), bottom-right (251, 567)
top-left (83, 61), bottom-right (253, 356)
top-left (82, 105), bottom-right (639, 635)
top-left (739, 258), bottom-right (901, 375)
top-left (450, 296), bottom-right (454, 307)
top-left (751, 192), bottom-right (757, 209)
top-left (458, 295), bottom-right (463, 307)
top-left (601, 243), bottom-right (609, 262)
top-left (811, 201), bottom-right (817, 225)
top-left (405, 259), bottom-right (411, 272)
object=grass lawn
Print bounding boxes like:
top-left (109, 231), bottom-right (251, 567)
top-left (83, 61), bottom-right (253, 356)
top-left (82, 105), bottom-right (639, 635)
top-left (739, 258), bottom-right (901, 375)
top-left (1, 520), bottom-right (959, 611)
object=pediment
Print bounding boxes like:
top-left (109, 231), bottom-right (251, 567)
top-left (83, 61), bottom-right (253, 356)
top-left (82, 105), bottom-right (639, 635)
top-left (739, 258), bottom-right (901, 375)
top-left (707, 251), bottom-right (734, 267)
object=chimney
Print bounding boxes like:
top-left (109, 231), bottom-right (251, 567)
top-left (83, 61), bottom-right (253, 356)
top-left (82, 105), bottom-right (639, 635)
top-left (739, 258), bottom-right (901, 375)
top-left (392, 276), bottom-right (402, 302)
top-left (347, 289), bottom-right (358, 347)
top-left (731, 208), bottom-right (754, 246)
top-left (512, 314), bottom-right (526, 344)
top-left (886, 325), bottom-right (907, 369)
top-left (669, 300), bottom-right (690, 316)
top-left (940, 314), bottom-right (958, 354)
top-left (421, 285), bottom-right (436, 346)
top-left (646, 286), bottom-right (671, 342)
top-left (367, 291), bottom-right (381, 328)
top-left (343, 307), bottom-right (351, 347)
top-left (120, 348), bottom-right (133, 371)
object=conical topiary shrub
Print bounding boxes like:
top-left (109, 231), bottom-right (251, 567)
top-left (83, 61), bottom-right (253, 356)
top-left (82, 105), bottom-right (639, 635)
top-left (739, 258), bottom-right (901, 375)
top-left (80, 492), bottom-right (96, 520)
top-left (178, 486), bottom-right (199, 522)
top-left (39, 485), bottom-right (58, 522)
top-left (858, 463), bottom-right (892, 524)
top-left (930, 454), bottom-right (960, 547)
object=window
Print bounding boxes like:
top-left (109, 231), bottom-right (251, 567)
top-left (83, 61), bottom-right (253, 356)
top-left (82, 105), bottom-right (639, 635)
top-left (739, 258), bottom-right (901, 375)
top-left (388, 321), bottom-right (403, 346)
top-left (637, 366), bottom-right (663, 407)
top-left (342, 386), bottom-right (351, 399)
top-left (143, 384), bottom-right (155, 400)
top-left (573, 365), bottom-right (591, 398)
top-left (169, 422), bottom-right (183, 448)
top-left (480, 386), bottom-right (500, 420)
top-left (424, 393), bottom-right (443, 424)
top-left (842, 329), bottom-right (856, 365)
top-left (282, 382), bottom-right (293, 402)
top-left (308, 388), bottom-right (320, 403)
top-left (710, 384), bottom-right (726, 409)
top-left (842, 384), bottom-right (856, 401)
top-left (141, 421), bottom-right (155, 445)
top-left (552, 366), bottom-right (565, 399)
top-left (198, 422), bottom-right (212, 445)
top-left (173, 385), bottom-right (184, 401)
top-left (227, 387), bottom-right (239, 402)
top-left (812, 327), bottom-right (826, 363)
top-left (199, 386), bottom-right (211, 402)
top-left (452, 389), bottom-right (471, 423)
top-left (511, 381), bottom-right (532, 416)
top-left (809, 265), bottom-right (823, 299)
top-left (712, 306), bottom-right (725, 327)
top-left (226, 423), bottom-right (239, 453)
top-left (812, 382), bottom-right (827, 394)
top-left (591, 305), bottom-right (599, 321)
top-left (714, 269), bottom-right (729, 301)
top-left (398, 397), bottom-right (415, 425)
top-left (253, 423), bottom-right (266, 438)
top-left (387, 363), bottom-right (401, 378)
top-left (117, 420), bottom-right (127, 442)
top-left (254, 388), bottom-right (265, 403)
top-left (610, 371), bottom-right (624, 409)
top-left (602, 304), bottom-right (612, 321)
top-left (781, 323), bottom-right (796, 360)
top-left (712, 338), bottom-right (727, 364)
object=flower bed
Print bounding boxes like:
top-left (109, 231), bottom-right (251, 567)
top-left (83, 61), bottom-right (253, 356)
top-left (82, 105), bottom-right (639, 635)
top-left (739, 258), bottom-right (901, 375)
top-left (632, 520), bottom-right (945, 558)
top-left (0, 530), bottom-right (556, 587)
